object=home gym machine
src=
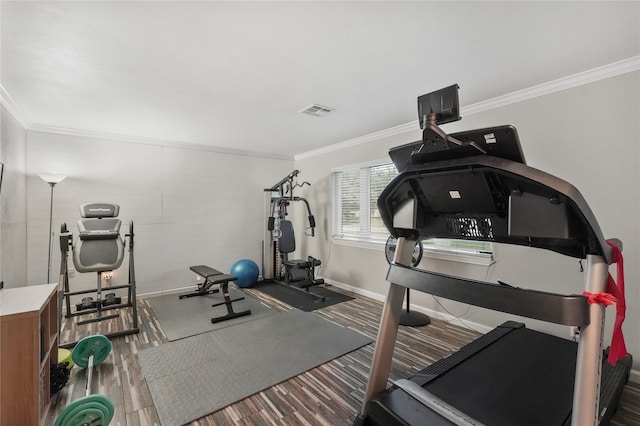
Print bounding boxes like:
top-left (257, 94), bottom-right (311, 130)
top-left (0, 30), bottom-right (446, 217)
top-left (59, 203), bottom-right (139, 348)
top-left (263, 170), bottom-right (325, 300)
top-left (355, 85), bottom-right (632, 426)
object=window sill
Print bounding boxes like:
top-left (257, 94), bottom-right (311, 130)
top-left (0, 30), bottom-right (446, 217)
top-left (332, 237), bottom-right (386, 252)
top-left (422, 248), bottom-right (493, 266)
top-left (332, 238), bottom-right (494, 266)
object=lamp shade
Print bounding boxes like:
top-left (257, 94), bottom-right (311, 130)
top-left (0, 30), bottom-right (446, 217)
top-left (38, 173), bottom-right (67, 184)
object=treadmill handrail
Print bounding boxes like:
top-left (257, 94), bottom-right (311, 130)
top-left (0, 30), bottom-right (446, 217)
top-left (387, 263), bottom-right (590, 326)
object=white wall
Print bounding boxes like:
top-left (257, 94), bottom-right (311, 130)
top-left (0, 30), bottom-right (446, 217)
top-left (25, 131), bottom-right (293, 299)
top-left (294, 71), bottom-right (640, 369)
top-left (0, 103), bottom-right (28, 288)
top-left (4, 70), bottom-right (638, 371)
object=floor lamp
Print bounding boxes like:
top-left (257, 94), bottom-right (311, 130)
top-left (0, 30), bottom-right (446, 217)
top-left (38, 173), bottom-right (67, 283)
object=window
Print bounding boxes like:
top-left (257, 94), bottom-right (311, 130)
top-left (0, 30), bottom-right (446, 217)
top-left (332, 161), bottom-right (493, 263)
top-left (333, 162), bottom-right (397, 243)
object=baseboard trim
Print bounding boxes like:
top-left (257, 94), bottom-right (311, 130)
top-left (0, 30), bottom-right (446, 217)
top-left (138, 285), bottom-right (195, 299)
top-left (325, 277), bottom-right (492, 334)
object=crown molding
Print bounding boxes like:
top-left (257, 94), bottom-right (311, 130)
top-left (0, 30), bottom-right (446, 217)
top-left (4, 56), bottom-right (639, 162)
top-left (1, 83), bottom-right (291, 160)
top-left (463, 55), bottom-right (640, 116)
top-left (27, 124), bottom-right (293, 161)
top-left (298, 120), bottom-right (419, 162)
top-left (0, 84), bottom-right (32, 128)
top-left (295, 56), bottom-right (640, 161)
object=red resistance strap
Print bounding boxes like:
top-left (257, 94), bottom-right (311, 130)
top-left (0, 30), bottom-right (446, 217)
top-left (582, 240), bottom-right (627, 365)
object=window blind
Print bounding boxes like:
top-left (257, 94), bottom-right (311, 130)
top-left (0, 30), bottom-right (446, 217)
top-left (333, 162), bottom-right (493, 258)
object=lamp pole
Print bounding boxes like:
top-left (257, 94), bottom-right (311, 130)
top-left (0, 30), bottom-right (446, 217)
top-left (38, 173), bottom-right (67, 283)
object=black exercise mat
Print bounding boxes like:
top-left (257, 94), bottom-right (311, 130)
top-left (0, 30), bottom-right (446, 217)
top-left (252, 280), bottom-right (354, 311)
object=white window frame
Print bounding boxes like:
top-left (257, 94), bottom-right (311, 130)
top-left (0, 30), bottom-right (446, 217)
top-left (332, 160), bottom-right (493, 265)
top-left (332, 160), bottom-right (394, 245)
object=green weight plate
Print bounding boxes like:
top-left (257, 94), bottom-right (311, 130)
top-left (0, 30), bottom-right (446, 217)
top-left (89, 394), bottom-right (115, 420)
top-left (58, 399), bottom-right (113, 426)
top-left (54, 394), bottom-right (115, 426)
top-left (72, 335), bottom-right (112, 368)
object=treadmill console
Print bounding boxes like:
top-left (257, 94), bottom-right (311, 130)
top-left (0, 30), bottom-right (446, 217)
top-left (389, 125), bottom-right (526, 173)
top-left (380, 84), bottom-right (609, 260)
top-left (391, 84), bottom-right (525, 173)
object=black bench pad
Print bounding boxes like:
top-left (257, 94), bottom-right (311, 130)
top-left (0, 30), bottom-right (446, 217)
top-left (190, 265), bottom-right (237, 283)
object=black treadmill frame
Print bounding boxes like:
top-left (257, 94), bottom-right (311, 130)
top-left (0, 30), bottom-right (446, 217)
top-left (356, 116), bottom-right (630, 425)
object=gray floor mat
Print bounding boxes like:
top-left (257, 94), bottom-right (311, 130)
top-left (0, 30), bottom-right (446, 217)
top-left (137, 309), bottom-right (372, 425)
top-left (146, 286), bottom-right (276, 341)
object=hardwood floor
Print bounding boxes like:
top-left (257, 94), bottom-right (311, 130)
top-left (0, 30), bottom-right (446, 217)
top-left (48, 285), bottom-right (640, 425)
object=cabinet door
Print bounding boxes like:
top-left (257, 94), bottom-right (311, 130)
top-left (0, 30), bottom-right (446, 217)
top-left (1, 314), bottom-right (41, 425)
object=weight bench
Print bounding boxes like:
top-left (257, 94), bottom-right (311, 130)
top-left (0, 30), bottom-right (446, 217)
top-left (283, 255), bottom-right (325, 289)
top-left (179, 265), bottom-right (252, 324)
top-left (277, 220), bottom-right (326, 301)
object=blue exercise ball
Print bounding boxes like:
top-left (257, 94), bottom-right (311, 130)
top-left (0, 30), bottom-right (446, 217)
top-left (230, 259), bottom-right (259, 288)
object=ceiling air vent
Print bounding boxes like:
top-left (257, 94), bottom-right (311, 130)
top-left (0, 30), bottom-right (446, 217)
top-left (298, 104), bottom-right (334, 117)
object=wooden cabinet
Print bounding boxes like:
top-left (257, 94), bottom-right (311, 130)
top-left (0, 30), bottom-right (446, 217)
top-left (1, 283), bottom-right (59, 426)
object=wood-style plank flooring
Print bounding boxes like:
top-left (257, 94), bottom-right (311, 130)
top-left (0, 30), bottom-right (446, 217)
top-left (47, 285), bottom-right (640, 425)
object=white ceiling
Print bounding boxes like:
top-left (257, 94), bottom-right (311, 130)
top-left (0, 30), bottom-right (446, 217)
top-left (2, 1), bottom-right (639, 158)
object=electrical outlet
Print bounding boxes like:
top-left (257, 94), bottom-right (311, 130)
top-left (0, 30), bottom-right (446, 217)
top-left (196, 274), bottom-right (201, 281)
top-left (69, 268), bottom-right (75, 278)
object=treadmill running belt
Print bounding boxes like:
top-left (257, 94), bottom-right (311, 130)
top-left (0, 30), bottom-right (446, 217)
top-left (422, 326), bottom-right (576, 425)
top-left (371, 324), bottom-right (580, 426)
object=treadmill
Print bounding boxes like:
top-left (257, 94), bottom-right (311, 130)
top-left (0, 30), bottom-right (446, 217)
top-left (354, 86), bottom-right (632, 426)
